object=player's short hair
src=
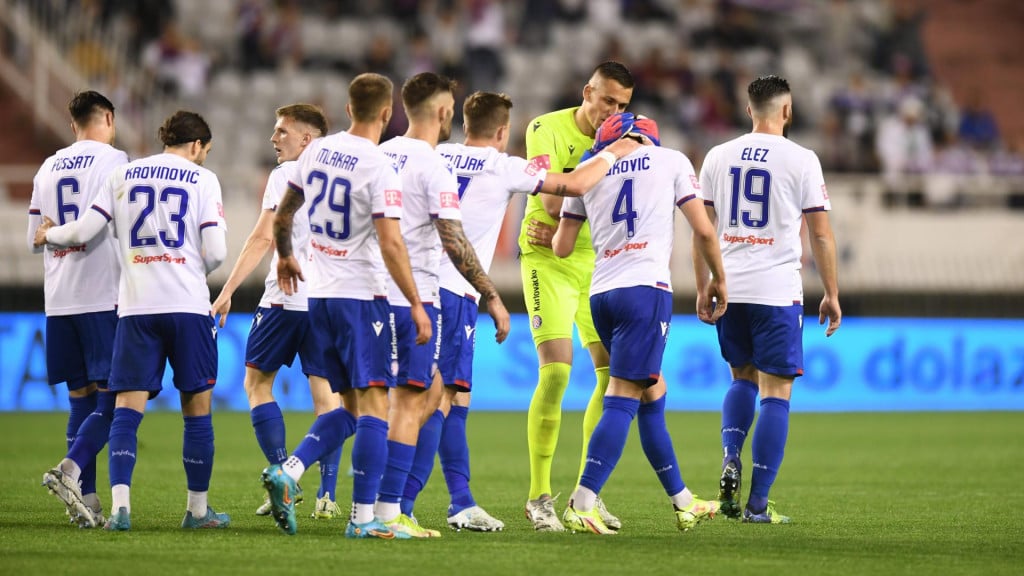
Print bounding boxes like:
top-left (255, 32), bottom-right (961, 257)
top-left (349, 73), bottom-right (394, 123)
top-left (276, 103), bottom-right (328, 136)
top-left (158, 110), bottom-right (212, 147)
top-left (402, 72), bottom-right (456, 117)
top-left (68, 91), bottom-right (115, 127)
top-left (592, 61), bottom-right (635, 89)
top-left (747, 75), bottom-right (791, 113)
top-left (463, 91), bottom-right (513, 138)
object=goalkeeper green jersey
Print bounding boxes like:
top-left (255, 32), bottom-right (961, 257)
top-left (518, 107), bottom-right (594, 261)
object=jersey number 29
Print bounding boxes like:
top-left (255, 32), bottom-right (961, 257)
top-left (307, 170), bottom-right (351, 240)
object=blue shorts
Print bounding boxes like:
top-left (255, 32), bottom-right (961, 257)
top-left (109, 313), bottom-right (218, 397)
top-left (244, 306), bottom-right (326, 378)
top-left (391, 304), bottom-right (441, 389)
top-left (45, 310), bottom-right (118, 390)
top-left (715, 303), bottom-right (804, 378)
top-left (590, 286), bottom-right (672, 387)
top-left (308, 297), bottom-right (394, 393)
top-left (438, 288), bottom-right (479, 391)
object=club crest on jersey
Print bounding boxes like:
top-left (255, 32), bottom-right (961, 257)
top-left (440, 191), bottom-right (460, 209)
top-left (532, 315), bottom-right (542, 329)
top-left (384, 189), bottom-right (402, 207)
top-left (525, 154), bottom-right (550, 176)
top-left (372, 321), bottom-right (384, 336)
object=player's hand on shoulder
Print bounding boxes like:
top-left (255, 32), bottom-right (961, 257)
top-left (33, 215), bottom-right (55, 247)
top-left (211, 292), bottom-right (231, 328)
top-left (819, 294), bottom-right (841, 337)
top-left (276, 256), bottom-right (304, 296)
top-left (485, 293), bottom-right (510, 344)
top-left (411, 303), bottom-right (432, 345)
top-left (526, 218), bottom-right (555, 248)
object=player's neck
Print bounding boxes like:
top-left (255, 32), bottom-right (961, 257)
top-left (75, 127), bottom-right (111, 145)
top-left (573, 107), bottom-right (596, 138)
top-left (463, 136), bottom-right (497, 149)
top-left (750, 119), bottom-right (785, 137)
top-left (404, 122), bottom-right (439, 148)
top-left (348, 122), bottom-right (382, 145)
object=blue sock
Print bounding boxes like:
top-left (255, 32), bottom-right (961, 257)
top-left (67, 393), bottom-right (97, 493)
top-left (293, 407), bottom-right (356, 469)
top-left (748, 397), bottom-right (790, 513)
top-left (183, 414), bottom-right (214, 492)
top-left (401, 409), bottom-right (443, 516)
top-left (351, 416), bottom-right (388, 505)
top-left (318, 445), bottom-right (342, 499)
top-left (721, 379), bottom-right (758, 466)
top-left (378, 440), bottom-right (416, 506)
top-left (67, 390), bottom-right (115, 495)
top-left (638, 395), bottom-right (685, 496)
top-left (108, 408), bottom-right (144, 487)
top-left (439, 406), bottom-right (476, 514)
top-left (578, 396), bottom-right (639, 494)
top-left (250, 402), bottom-right (287, 465)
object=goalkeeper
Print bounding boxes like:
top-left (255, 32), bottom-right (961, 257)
top-left (519, 61), bottom-right (635, 532)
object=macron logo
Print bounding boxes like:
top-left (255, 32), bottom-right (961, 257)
top-left (661, 321), bottom-right (669, 336)
top-left (372, 321), bottom-right (384, 336)
top-left (464, 325), bottom-right (475, 340)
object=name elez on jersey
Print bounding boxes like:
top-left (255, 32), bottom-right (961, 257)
top-left (316, 147), bottom-right (360, 171)
top-left (741, 147), bottom-right (770, 162)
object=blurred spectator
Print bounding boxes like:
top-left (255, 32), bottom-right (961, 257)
top-left (871, 2), bottom-right (929, 78)
top-left (925, 132), bottom-right (982, 208)
top-left (517, 0), bottom-right (556, 47)
top-left (876, 97), bottom-right (933, 204)
top-left (958, 91), bottom-right (1000, 151)
top-left (141, 23), bottom-right (210, 101)
top-left (265, 1), bottom-right (303, 72)
top-left (362, 33), bottom-right (398, 78)
top-left (464, 0), bottom-right (506, 92)
top-left (818, 109), bottom-right (861, 173)
top-left (829, 71), bottom-right (876, 172)
top-left (406, 31), bottom-right (437, 77)
top-left (423, 5), bottom-right (466, 83)
top-left (236, 0), bottom-right (269, 73)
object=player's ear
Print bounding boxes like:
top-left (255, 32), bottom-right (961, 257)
top-left (345, 103), bottom-right (353, 121)
top-left (583, 83), bottom-right (593, 102)
top-left (782, 102), bottom-right (792, 123)
top-left (746, 104), bottom-right (753, 120)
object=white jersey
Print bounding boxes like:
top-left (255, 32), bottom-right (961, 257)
top-left (258, 162), bottom-right (311, 311)
top-left (699, 133), bottom-right (831, 306)
top-left (379, 136), bottom-right (461, 307)
top-left (289, 131), bottom-right (403, 300)
top-left (29, 140), bottom-right (129, 316)
top-left (562, 147), bottom-right (700, 296)
top-left (93, 152), bottom-right (226, 316)
top-left (435, 142), bottom-right (546, 300)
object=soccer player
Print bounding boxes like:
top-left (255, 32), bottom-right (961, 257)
top-left (210, 104), bottom-right (346, 519)
top-left (520, 61), bottom-right (634, 531)
top-left (35, 110), bottom-right (230, 531)
top-left (372, 73), bottom-right (512, 538)
top-left (398, 91), bottom-right (641, 532)
top-left (552, 113), bottom-right (728, 534)
top-left (263, 73), bottom-right (431, 539)
top-left (32, 91), bottom-right (128, 528)
top-left (696, 75), bottom-right (841, 524)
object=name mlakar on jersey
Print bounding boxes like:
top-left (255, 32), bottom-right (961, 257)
top-left (606, 154), bottom-right (650, 176)
top-left (50, 155), bottom-right (96, 171)
top-left (316, 147), bottom-right (359, 171)
top-left (124, 165), bottom-right (200, 184)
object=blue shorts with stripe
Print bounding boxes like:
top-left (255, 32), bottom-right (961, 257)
top-left (438, 288), bottom-right (478, 392)
top-left (308, 297), bottom-right (394, 393)
top-left (45, 310), bottom-right (118, 390)
top-left (109, 313), bottom-right (218, 397)
top-left (244, 306), bottom-right (326, 378)
top-left (391, 303), bottom-right (441, 389)
top-left (715, 302), bottom-right (804, 378)
top-left (590, 286), bottom-right (672, 387)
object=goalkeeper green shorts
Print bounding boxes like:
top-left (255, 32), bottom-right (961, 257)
top-left (520, 249), bottom-right (600, 348)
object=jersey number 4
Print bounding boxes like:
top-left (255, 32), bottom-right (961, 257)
top-left (307, 170), bottom-right (352, 240)
top-left (612, 179), bottom-right (638, 238)
top-left (129, 185), bottom-right (189, 248)
top-left (727, 167), bottom-right (771, 228)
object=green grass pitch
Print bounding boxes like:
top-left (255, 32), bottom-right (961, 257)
top-left (1, 411), bottom-right (1021, 575)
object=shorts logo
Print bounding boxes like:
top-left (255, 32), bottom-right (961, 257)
top-left (464, 325), bottom-right (475, 340)
top-left (391, 360), bottom-right (399, 376)
top-left (532, 315), bottom-right (542, 329)
top-left (372, 321), bottom-right (384, 336)
top-left (211, 326), bottom-right (218, 340)
top-left (660, 321), bottom-right (669, 337)
top-left (254, 311), bottom-right (263, 328)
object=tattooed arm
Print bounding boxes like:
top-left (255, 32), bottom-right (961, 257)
top-left (434, 218), bottom-right (510, 343)
top-left (273, 187), bottom-right (305, 295)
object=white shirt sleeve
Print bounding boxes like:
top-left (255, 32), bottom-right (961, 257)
top-left (372, 163), bottom-right (404, 220)
top-left (800, 150), bottom-right (831, 212)
top-left (561, 196), bottom-right (586, 220)
top-left (430, 163), bottom-right (462, 221)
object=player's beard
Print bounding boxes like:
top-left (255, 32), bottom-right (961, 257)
top-left (439, 113), bottom-right (453, 142)
top-left (783, 113), bottom-right (793, 139)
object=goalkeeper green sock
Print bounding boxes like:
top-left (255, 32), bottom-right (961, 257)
top-left (527, 362), bottom-right (571, 500)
